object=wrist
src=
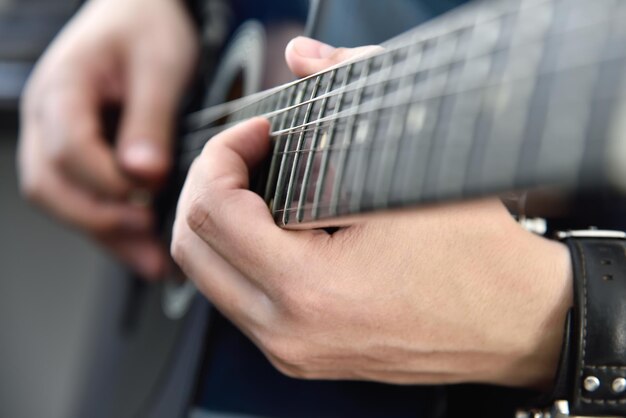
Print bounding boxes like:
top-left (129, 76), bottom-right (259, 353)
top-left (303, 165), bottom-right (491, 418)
top-left (526, 239), bottom-right (574, 390)
top-left (492, 232), bottom-right (573, 389)
top-left (521, 231), bottom-right (626, 417)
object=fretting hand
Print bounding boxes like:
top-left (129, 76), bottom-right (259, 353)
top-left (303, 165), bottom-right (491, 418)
top-left (171, 37), bottom-right (573, 388)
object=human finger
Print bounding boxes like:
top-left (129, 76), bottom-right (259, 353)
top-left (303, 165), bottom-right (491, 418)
top-left (25, 159), bottom-right (163, 278)
top-left (171, 216), bottom-right (267, 321)
top-left (34, 79), bottom-right (134, 199)
top-left (19, 136), bottom-right (153, 237)
top-left (116, 40), bottom-right (196, 185)
top-left (182, 118), bottom-right (324, 289)
top-left (284, 36), bottom-right (383, 78)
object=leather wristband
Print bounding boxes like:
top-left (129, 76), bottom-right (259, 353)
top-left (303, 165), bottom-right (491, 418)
top-left (559, 231), bottom-right (626, 416)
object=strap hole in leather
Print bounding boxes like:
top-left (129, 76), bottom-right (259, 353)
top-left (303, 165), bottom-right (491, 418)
top-left (601, 259), bottom-right (613, 265)
top-left (603, 274), bottom-right (614, 281)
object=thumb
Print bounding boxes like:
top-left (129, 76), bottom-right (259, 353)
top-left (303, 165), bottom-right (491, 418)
top-left (285, 36), bottom-right (383, 78)
top-left (117, 59), bottom-right (189, 185)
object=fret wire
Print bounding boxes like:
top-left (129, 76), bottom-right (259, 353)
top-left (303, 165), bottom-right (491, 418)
top-left (393, 37), bottom-right (445, 204)
top-left (244, 99), bottom-right (261, 120)
top-left (185, 41), bottom-right (493, 141)
top-left (257, 92), bottom-right (272, 121)
top-left (272, 88), bottom-right (615, 218)
top-left (185, 13), bottom-right (518, 137)
top-left (237, 103), bottom-right (250, 121)
top-left (184, 43), bottom-right (626, 170)
top-left (513, 0), bottom-right (566, 188)
top-left (237, 84), bottom-right (625, 165)
top-left (184, 0), bottom-right (539, 131)
top-left (191, 0), bottom-right (591, 136)
top-left (329, 57), bottom-right (374, 216)
top-left (296, 69), bottom-right (338, 223)
top-left (271, 82), bottom-right (308, 217)
top-left (372, 37), bottom-right (424, 209)
top-left (174, 0), bottom-right (620, 225)
top-left (463, 10), bottom-right (518, 196)
top-left (183, 35), bottom-right (626, 166)
top-left (422, 26), bottom-right (484, 200)
top-left (268, 89), bottom-right (286, 132)
top-left (538, 2), bottom-right (616, 188)
top-left (186, 85), bottom-right (285, 130)
top-left (267, 57), bottom-right (610, 141)
top-left (184, 15), bottom-right (602, 155)
top-left (312, 64), bottom-right (354, 220)
top-left (349, 49), bottom-right (397, 213)
top-left (578, 6), bottom-right (626, 186)
top-left (263, 88), bottom-right (290, 204)
top-left (281, 75), bottom-right (322, 225)
top-left (278, 0), bottom-right (620, 224)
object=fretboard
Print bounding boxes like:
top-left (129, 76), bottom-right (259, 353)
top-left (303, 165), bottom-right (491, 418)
top-left (183, 0), bottom-right (626, 228)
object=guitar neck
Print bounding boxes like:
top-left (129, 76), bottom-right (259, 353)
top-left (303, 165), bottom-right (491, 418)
top-left (184, 0), bottom-right (626, 228)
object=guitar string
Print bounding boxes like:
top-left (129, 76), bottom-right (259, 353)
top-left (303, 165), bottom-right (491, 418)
top-left (266, 3), bottom-right (621, 225)
top-left (178, 42), bottom-right (623, 219)
top-left (273, 74), bottom-right (620, 216)
top-left (187, 0), bottom-right (581, 138)
top-left (176, 1), bottom-right (619, 223)
top-left (182, 17), bottom-right (610, 156)
top-left (181, 39), bottom-right (623, 161)
top-left (185, 34), bottom-right (503, 138)
top-left (182, 0), bottom-right (540, 130)
top-left (183, 0), bottom-right (556, 128)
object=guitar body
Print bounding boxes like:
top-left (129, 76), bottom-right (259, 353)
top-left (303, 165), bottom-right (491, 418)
top-left (74, 2), bottom-right (444, 417)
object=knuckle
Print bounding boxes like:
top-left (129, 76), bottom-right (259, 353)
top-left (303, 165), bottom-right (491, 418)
top-left (170, 239), bottom-right (185, 271)
top-left (278, 285), bottom-right (324, 323)
top-left (47, 135), bottom-right (75, 168)
top-left (272, 361), bottom-right (309, 380)
top-left (186, 193), bottom-right (214, 235)
top-left (170, 226), bottom-right (188, 270)
top-left (264, 337), bottom-right (311, 374)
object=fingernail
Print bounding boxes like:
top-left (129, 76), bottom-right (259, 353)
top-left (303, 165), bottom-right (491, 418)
top-left (292, 36), bottom-right (336, 59)
top-left (124, 141), bottom-right (162, 169)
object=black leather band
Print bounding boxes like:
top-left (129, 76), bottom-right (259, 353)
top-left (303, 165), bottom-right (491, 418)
top-left (563, 236), bottom-right (626, 416)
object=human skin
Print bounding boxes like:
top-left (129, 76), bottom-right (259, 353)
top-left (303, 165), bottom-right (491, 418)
top-left (18, 0), bottom-right (198, 279)
top-left (15, 0), bottom-right (575, 388)
top-left (171, 36), bottom-right (574, 388)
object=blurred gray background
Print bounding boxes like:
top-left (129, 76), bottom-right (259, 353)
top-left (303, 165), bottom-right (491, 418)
top-left (0, 125), bottom-right (107, 418)
top-left (0, 3), bottom-right (201, 417)
top-left (0, 1), bottom-right (107, 417)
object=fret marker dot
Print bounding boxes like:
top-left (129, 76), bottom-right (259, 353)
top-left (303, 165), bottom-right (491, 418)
top-left (355, 121), bottom-right (370, 144)
top-left (318, 132), bottom-right (329, 150)
top-left (407, 104), bottom-right (426, 133)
